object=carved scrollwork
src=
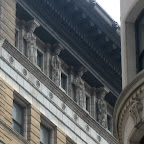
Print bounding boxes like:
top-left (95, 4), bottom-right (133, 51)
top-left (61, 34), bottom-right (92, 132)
top-left (129, 100), bottom-right (143, 125)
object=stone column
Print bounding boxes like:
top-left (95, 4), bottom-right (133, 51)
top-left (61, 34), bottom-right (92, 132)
top-left (91, 87), bottom-right (97, 119)
top-left (51, 43), bottom-right (64, 86)
top-left (97, 86), bottom-right (109, 128)
top-left (73, 67), bottom-right (87, 108)
top-left (0, 0), bottom-right (16, 46)
top-left (44, 43), bottom-right (51, 77)
top-left (24, 20), bottom-right (40, 64)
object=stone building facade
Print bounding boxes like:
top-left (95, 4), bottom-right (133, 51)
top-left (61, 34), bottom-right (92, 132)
top-left (0, 0), bottom-right (121, 144)
top-left (114, 0), bottom-right (144, 144)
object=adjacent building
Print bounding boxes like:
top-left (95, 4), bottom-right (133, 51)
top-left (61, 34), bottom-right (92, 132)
top-left (114, 0), bottom-right (144, 144)
top-left (0, 0), bottom-right (121, 144)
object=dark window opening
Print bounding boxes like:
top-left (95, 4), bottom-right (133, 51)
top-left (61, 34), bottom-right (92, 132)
top-left (61, 72), bottom-right (67, 91)
top-left (86, 95), bottom-right (90, 112)
top-left (140, 136), bottom-right (144, 144)
top-left (107, 115), bottom-right (112, 132)
top-left (136, 10), bottom-right (144, 72)
top-left (37, 50), bottom-right (43, 70)
top-left (23, 39), bottom-right (27, 57)
top-left (15, 30), bottom-right (19, 48)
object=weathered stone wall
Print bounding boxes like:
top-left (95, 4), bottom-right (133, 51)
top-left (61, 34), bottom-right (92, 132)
top-left (0, 0), bottom-right (16, 46)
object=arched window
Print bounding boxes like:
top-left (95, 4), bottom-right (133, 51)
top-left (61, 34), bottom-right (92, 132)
top-left (136, 10), bottom-right (144, 72)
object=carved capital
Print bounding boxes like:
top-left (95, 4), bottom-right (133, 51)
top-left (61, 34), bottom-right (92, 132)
top-left (91, 87), bottom-right (97, 96)
top-left (53, 43), bottom-right (64, 56)
top-left (26, 19), bottom-right (40, 33)
top-left (129, 100), bottom-right (143, 125)
top-left (77, 66), bottom-right (87, 77)
top-left (97, 86), bottom-right (110, 99)
top-left (45, 43), bottom-right (51, 52)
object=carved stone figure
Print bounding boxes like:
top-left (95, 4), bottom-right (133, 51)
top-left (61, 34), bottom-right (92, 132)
top-left (97, 87), bottom-right (109, 128)
top-left (74, 67), bottom-right (87, 108)
top-left (24, 33), bottom-right (37, 63)
top-left (51, 44), bottom-right (64, 86)
top-left (24, 20), bottom-right (40, 64)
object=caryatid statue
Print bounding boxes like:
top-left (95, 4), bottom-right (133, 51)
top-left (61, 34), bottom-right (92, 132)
top-left (51, 43), bottom-right (64, 86)
top-left (74, 67), bottom-right (87, 108)
top-left (24, 20), bottom-right (40, 64)
top-left (97, 87), bottom-right (110, 128)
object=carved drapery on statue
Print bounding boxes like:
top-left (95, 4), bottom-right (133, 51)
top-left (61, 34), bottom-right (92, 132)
top-left (74, 67), bottom-right (87, 108)
top-left (24, 20), bottom-right (40, 64)
top-left (97, 87), bottom-right (109, 128)
top-left (51, 43), bottom-right (64, 86)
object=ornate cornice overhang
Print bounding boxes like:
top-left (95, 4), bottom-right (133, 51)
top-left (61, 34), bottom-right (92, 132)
top-left (113, 70), bottom-right (144, 140)
top-left (16, 0), bottom-right (121, 97)
top-left (1, 39), bottom-right (119, 144)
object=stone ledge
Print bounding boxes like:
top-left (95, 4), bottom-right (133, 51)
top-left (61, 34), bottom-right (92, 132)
top-left (1, 39), bottom-right (118, 144)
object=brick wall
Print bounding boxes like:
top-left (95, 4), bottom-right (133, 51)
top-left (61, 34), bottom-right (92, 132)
top-left (0, 78), bottom-right (71, 144)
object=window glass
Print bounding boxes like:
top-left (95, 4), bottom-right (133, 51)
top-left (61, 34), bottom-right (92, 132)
top-left (61, 72), bottom-right (67, 91)
top-left (107, 115), bottom-right (112, 132)
top-left (37, 50), bottom-right (43, 69)
top-left (86, 95), bottom-right (90, 112)
top-left (12, 102), bottom-right (23, 134)
top-left (15, 30), bottom-right (19, 48)
top-left (40, 125), bottom-right (49, 144)
top-left (23, 39), bottom-right (27, 57)
top-left (136, 10), bottom-right (144, 71)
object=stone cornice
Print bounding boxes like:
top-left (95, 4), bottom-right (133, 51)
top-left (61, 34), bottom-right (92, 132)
top-left (1, 39), bottom-right (118, 144)
top-left (113, 70), bottom-right (144, 140)
top-left (17, 0), bottom-right (121, 101)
